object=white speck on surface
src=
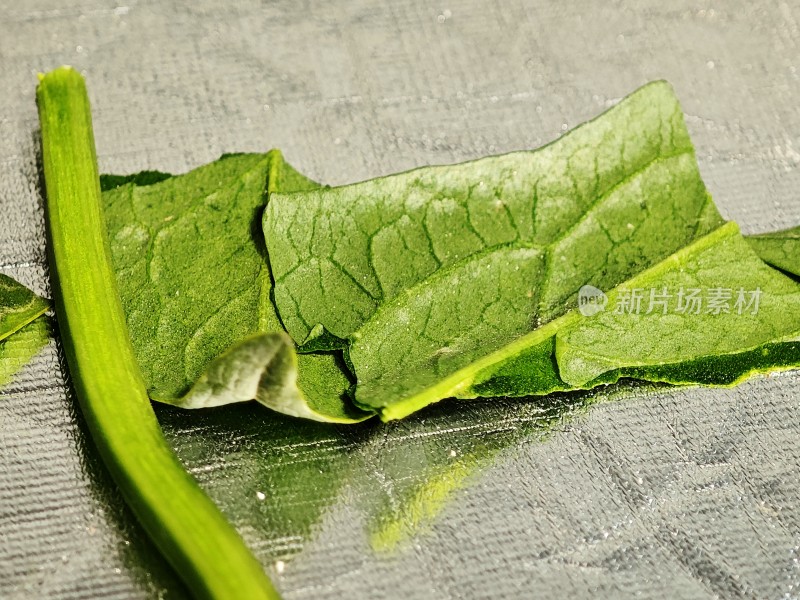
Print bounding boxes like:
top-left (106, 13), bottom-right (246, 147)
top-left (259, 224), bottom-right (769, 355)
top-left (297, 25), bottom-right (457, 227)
top-left (450, 449), bottom-right (457, 457)
top-left (256, 491), bottom-right (266, 501)
top-left (707, 60), bottom-right (715, 69)
top-left (275, 560), bottom-right (285, 574)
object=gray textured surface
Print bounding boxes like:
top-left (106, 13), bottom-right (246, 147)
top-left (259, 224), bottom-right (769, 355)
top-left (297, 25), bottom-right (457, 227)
top-left (1, 1), bottom-right (800, 599)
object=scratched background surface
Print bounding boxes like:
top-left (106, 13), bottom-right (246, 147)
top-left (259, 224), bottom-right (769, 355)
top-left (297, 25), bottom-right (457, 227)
top-left (2, 1), bottom-right (800, 598)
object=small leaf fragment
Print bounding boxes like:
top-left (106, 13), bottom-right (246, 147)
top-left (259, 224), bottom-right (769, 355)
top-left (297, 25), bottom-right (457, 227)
top-left (0, 317), bottom-right (51, 389)
top-left (0, 274), bottom-right (49, 343)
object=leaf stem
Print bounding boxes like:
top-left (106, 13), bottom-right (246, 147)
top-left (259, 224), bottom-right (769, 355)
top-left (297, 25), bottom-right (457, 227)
top-left (37, 66), bottom-right (279, 600)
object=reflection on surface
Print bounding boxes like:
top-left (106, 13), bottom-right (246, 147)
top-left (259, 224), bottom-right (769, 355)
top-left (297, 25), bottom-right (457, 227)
top-left (365, 393), bottom-right (593, 553)
top-left (156, 402), bottom-right (370, 564)
top-left (156, 382), bottom-right (657, 568)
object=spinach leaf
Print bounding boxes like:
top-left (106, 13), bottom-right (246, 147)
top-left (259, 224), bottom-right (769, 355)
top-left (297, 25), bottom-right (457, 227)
top-left (102, 151), bottom-right (370, 422)
top-left (557, 223), bottom-right (800, 385)
top-left (265, 81), bottom-right (723, 347)
top-left (0, 274), bottom-right (49, 343)
top-left (266, 81), bottom-right (755, 419)
top-left (468, 222), bottom-right (800, 399)
top-left (101, 81), bottom-right (798, 425)
top-left (747, 225), bottom-right (800, 278)
top-left (349, 222), bottom-right (800, 420)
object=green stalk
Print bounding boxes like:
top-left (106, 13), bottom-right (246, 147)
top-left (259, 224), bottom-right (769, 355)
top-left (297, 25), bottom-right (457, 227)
top-left (37, 66), bottom-right (279, 600)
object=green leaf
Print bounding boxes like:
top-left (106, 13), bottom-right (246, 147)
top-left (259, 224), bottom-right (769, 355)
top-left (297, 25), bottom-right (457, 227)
top-left (0, 274), bottom-right (49, 343)
top-left (556, 223), bottom-right (800, 385)
top-left (102, 151), bottom-right (370, 423)
top-left (98, 78), bottom-right (799, 426)
top-left (472, 222), bottom-right (800, 398)
top-left (0, 317), bottom-right (51, 389)
top-left (265, 81), bottom-right (723, 347)
top-left (352, 222), bottom-right (800, 420)
top-left (265, 81), bottom-right (739, 419)
top-left (747, 224), bottom-right (800, 278)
